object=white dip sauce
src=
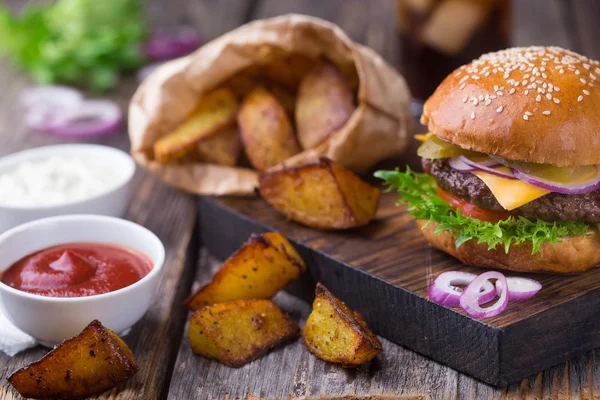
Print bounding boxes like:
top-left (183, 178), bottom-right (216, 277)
top-left (0, 156), bottom-right (121, 208)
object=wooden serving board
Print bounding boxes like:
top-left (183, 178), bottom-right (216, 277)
top-left (198, 186), bottom-right (600, 387)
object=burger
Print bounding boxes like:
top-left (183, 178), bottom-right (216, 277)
top-left (376, 47), bottom-right (600, 274)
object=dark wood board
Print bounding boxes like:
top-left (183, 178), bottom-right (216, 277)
top-left (196, 189), bottom-right (600, 387)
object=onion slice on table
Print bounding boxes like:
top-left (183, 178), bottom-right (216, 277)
top-left (459, 271), bottom-right (508, 319)
top-left (20, 85), bottom-right (83, 111)
top-left (144, 25), bottom-right (202, 60)
top-left (512, 167), bottom-right (600, 194)
top-left (458, 155), bottom-right (515, 179)
top-left (428, 271), bottom-right (496, 307)
top-left (45, 100), bottom-right (122, 138)
top-left (495, 276), bottom-right (542, 302)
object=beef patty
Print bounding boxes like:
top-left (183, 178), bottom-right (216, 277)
top-left (423, 158), bottom-right (600, 223)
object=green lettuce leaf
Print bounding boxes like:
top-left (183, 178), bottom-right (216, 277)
top-left (0, 0), bottom-right (146, 91)
top-left (374, 168), bottom-right (590, 254)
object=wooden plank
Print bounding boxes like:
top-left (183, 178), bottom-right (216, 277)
top-left (0, 51), bottom-right (198, 400)
top-left (570, 0), bottom-right (600, 59)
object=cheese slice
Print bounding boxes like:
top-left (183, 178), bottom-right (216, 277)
top-left (414, 132), bottom-right (433, 142)
top-left (473, 171), bottom-right (551, 210)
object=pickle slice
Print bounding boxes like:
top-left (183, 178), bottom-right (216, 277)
top-left (494, 157), bottom-right (597, 184)
top-left (417, 134), bottom-right (477, 159)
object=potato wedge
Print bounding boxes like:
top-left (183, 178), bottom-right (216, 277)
top-left (303, 283), bottom-right (382, 366)
top-left (238, 87), bottom-right (301, 171)
top-left (261, 53), bottom-right (317, 91)
top-left (153, 88), bottom-right (238, 162)
top-left (185, 232), bottom-right (306, 310)
top-left (8, 320), bottom-right (138, 400)
top-left (296, 62), bottom-right (355, 149)
top-left (194, 126), bottom-right (242, 166)
top-left (188, 299), bottom-right (299, 367)
top-left (258, 158), bottom-right (381, 230)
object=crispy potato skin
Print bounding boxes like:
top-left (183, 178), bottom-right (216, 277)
top-left (194, 126), bottom-right (242, 166)
top-left (185, 232), bottom-right (306, 310)
top-left (8, 320), bottom-right (138, 400)
top-left (258, 158), bottom-right (381, 230)
top-left (296, 62), bottom-right (355, 149)
top-left (153, 88), bottom-right (239, 162)
top-left (238, 87), bottom-right (300, 171)
top-left (187, 299), bottom-right (299, 367)
top-left (260, 54), bottom-right (318, 91)
top-left (302, 283), bottom-right (382, 367)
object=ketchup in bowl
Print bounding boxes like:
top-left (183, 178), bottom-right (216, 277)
top-left (0, 243), bottom-right (152, 298)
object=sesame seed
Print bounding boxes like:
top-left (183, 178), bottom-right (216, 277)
top-left (524, 90), bottom-right (529, 95)
top-left (462, 96), bottom-right (468, 103)
top-left (490, 95), bottom-right (497, 99)
top-left (554, 98), bottom-right (560, 104)
top-left (460, 83), bottom-right (466, 90)
top-left (497, 91), bottom-right (503, 96)
top-left (509, 88), bottom-right (516, 94)
top-left (591, 74), bottom-right (597, 80)
top-left (473, 98), bottom-right (479, 105)
top-left (542, 73), bottom-right (548, 79)
top-left (583, 89), bottom-right (590, 95)
top-left (554, 86), bottom-right (560, 92)
top-left (479, 95), bottom-right (484, 101)
top-left (581, 78), bottom-right (587, 84)
top-left (536, 95), bottom-right (541, 102)
top-left (578, 95), bottom-right (584, 102)
top-left (525, 111), bottom-right (533, 116)
top-left (522, 80), bottom-right (527, 85)
top-left (496, 106), bottom-right (503, 113)
top-left (560, 69), bottom-right (565, 74)
top-left (523, 115), bottom-right (529, 120)
top-left (575, 70), bottom-right (581, 75)
top-left (485, 99), bottom-right (492, 106)
top-left (546, 93), bottom-right (552, 100)
top-left (470, 112), bottom-right (476, 120)
top-left (494, 85), bottom-right (499, 91)
top-left (543, 110), bottom-right (551, 115)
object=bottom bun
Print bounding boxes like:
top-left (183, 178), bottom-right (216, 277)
top-left (417, 220), bottom-right (600, 274)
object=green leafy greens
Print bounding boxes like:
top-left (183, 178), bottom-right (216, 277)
top-left (0, 0), bottom-right (147, 91)
top-left (374, 168), bottom-right (590, 254)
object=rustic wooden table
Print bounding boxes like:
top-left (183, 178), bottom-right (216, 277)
top-left (1, 0), bottom-right (600, 399)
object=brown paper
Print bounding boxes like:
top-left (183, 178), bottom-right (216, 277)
top-left (129, 14), bottom-right (412, 196)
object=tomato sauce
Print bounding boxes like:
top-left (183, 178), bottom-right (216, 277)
top-left (437, 188), bottom-right (512, 223)
top-left (0, 243), bottom-right (152, 298)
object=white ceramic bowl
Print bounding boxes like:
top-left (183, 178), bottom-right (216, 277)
top-left (0, 144), bottom-right (135, 233)
top-left (0, 215), bottom-right (165, 346)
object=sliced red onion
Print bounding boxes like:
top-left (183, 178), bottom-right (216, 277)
top-left (496, 277), bottom-right (542, 302)
top-left (428, 271), bottom-right (496, 307)
top-left (459, 155), bottom-right (516, 179)
top-left (137, 62), bottom-right (165, 83)
top-left (512, 167), bottom-right (600, 194)
top-left (459, 271), bottom-right (508, 319)
top-left (144, 25), bottom-right (201, 61)
top-left (20, 85), bottom-right (83, 111)
top-left (449, 157), bottom-right (476, 172)
top-left (45, 100), bottom-right (122, 138)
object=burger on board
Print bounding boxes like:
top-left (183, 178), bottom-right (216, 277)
top-left (377, 46), bottom-right (600, 274)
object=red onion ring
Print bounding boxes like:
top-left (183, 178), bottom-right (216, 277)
top-left (20, 85), bottom-right (83, 111)
top-left (448, 157), bottom-right (476, 172)
top-left (459, 155), bottom-right (516, 179)
top-left (512, 167), bottom-right (600, 194)
top-left (428, 271), bottom-right (496, 307)
top-left (144, 25), bottom-right (202, 61)
top-left (45, 100), bottom-right (122, 138)
top-left (495, 277), bottom-right (541, 302)
top-left (459, 271), bottom-right (508, 319)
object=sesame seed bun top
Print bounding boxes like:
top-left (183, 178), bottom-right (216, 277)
top-left (421, 46), bottom-right (600, 167)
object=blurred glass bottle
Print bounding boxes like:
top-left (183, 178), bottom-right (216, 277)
top-left (396, 0), bottom-right (511, 106)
